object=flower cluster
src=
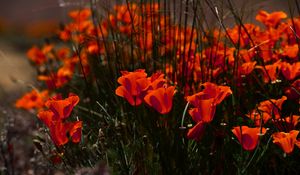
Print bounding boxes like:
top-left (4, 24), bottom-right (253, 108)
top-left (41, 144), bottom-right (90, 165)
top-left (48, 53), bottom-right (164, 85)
top-left (186, 82), bottom-right (232, 141)
top-left (115, 69), bottom-right (175, 114)
top-left (13, 1), bottom-right (300, 173)
top-left (37, 93), bottom-right (82, 146)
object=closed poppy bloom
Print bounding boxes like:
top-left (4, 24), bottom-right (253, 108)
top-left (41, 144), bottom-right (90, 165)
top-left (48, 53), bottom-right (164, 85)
top-left (273, 130), bottom-right (299, 154)
top-left (232, 126), bottom-right (267, 151)
top-left (115, 69), bottom-right (150, 106)
top-left (187, 121), bottom-right (206, 141)
top-left (144, 86), bottom-right (175, 114)
top-left (256, 10), bottom-right (287, 28)
top-left (45, 93), bottom-right (79, 120)
top-left (15, 90), bottom-right (49, 111)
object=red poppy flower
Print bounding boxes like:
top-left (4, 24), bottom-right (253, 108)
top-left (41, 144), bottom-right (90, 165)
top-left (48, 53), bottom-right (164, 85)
top-left (273, 130), bottom-right (299, 154)
top-left (115, 69), bottom-right (150, 106)
top-left (144, 86), bottom-right (175, 114)
top-left (232, 126), bottom-right (266, 151)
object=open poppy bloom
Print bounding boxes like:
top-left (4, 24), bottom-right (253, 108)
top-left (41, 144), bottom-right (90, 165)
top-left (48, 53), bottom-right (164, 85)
top-left (247, 96), bottom-right (287, 126)
top-left (238, 61), bottom-right (257, 77)
top-left (256, 61), bottom-right (281, 83)
top-left (256, 10), bottom-right (287, 28)
top-left (272, 130), bottom-right (299, 154)
top-left (232, 126), bottom-right (266, 151)
top-left (144, 86), bottom-right (175, 114)
top-left (273, 115), bottom-right (300, 132)
top-left (15, 90), bottom-right (49, 111)
top-left (45, 93), bottom-right (80, 120)
top-left (115, 69), bottom-right (150, 106)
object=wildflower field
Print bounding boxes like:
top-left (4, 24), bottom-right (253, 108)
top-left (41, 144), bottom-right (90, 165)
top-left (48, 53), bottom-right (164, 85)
top-left (2, 0), bottom-right (300, 174)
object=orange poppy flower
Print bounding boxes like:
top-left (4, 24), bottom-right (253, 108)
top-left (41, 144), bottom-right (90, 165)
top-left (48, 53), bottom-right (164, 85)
top-left (37, 93), bottom-right (82, 146)
top-left (232, 126), bottom-right (266, 151)
top-left (38, 110), bottom-right (75, 146)
top-left (37, 110), bottom-right (55, 127)
top-left (272, 130), bottom-right (299, 154)
top-left (282, 44), bottom-right (299, 59)
top-left (27, 45), bottom-right (52, 65)
top-left (247, 96), bottom-right (287, 126)
top-left (188, 97), bottom-right (216, 123)
top-left (45, 93), bottom-right (79, 120)
top-left (186, 82), bottom-right (232, 123)
top-left (38, 64), bottom-right (75, 89)
top-left (281, 62), bottom-right (300, 80)
top-left (200, 82), bottom-right (232, 105)
top-left (147, 72), bottom-right (166, 90)
top-left (273, 115), bottom-right (300, 132)
top-left (115, 69), bottom-right (150, 106)
top-left (144, 86), bottom-right (175, 114)
top-left (238, 61), bottom-right (257, 77)
top-left (49, 121), bottom-right (70, 146)
top-left (68, 8), bottom-right (91, 22)
top-left (256, 61), bottom-right (281, 83)
top-left (256, 10), bottom-right (287, 28)
top-left (15, 90), bottom-right (49, 111)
